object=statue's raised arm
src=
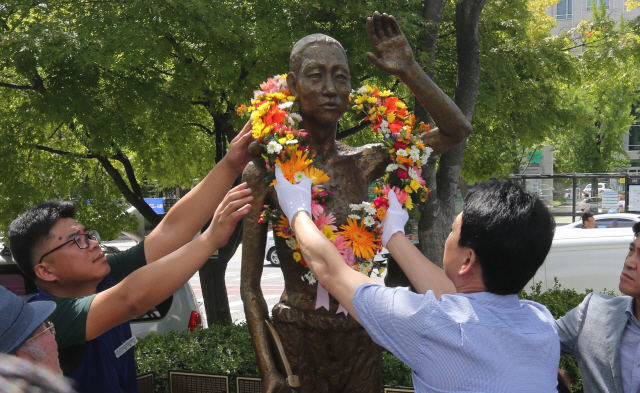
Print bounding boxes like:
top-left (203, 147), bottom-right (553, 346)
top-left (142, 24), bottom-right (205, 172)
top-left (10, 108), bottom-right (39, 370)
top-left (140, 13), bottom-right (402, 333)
top-left (366, 11), bottom-right (472, 155)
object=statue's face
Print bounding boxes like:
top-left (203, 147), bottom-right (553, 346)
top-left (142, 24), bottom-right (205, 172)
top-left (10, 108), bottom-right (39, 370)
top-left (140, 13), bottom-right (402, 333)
top-left (294, 43), bottom-right (351, 127)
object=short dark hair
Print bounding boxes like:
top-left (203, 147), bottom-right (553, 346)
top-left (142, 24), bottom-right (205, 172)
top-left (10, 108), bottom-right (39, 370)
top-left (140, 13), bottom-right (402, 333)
top-left (458, 180), bottom-right (556, 295)
top-left (633, 222), bottom-right (640, 238)
top-left (581, 211), bottom-right (593, 224)
top-left (8, 201), bottom-right (76, 280)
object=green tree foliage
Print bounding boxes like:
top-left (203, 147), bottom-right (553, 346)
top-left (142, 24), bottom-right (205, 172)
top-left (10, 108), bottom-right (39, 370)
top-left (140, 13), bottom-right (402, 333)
top-left (552, 9), bottom-right (640, 174)
top-left (459, 0), bottom-right (578, 181)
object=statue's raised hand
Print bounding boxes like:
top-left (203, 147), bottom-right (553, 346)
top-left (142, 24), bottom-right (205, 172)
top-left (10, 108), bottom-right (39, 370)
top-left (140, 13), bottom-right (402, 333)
top-left (366, 11), bottom-right (414, 78)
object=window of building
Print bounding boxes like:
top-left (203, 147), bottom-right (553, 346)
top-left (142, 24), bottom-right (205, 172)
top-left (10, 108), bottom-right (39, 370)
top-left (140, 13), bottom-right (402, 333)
top-left (557, 0), bottom-right (572, 19)
top-left (587, 0), bottom-right (609, 10)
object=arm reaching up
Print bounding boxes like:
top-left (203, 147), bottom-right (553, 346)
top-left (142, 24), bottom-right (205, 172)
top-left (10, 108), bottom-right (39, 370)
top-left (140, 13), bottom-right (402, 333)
top-left (274, 166), bottom-right (374, 324)
top-left (366, 11), bottom-right (472, 155)
top-left (85, 183), bottom-right (252, 341)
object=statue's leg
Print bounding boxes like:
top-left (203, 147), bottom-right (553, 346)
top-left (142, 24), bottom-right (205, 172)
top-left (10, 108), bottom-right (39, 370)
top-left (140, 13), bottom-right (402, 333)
top-left (272, 304), bottom-right (382, 393)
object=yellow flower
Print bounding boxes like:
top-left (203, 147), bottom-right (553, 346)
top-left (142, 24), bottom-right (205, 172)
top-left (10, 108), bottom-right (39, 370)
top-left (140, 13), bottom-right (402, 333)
top-left (286, 133), bottom-right (294, 140)
top-left (387, 113), bottom-right (396, 123)
top-left (364, 85), bottom-right (373, 92)
top-left (405, 195), bottom-right (413, 210)
top-left (367, 97), bottom-right (377, 104)
top-left (368, 106), bottom-right (377, 115)
top-left (405, 185), bottom-right (413, 194)
top-left (322, 226), bottom-right (336, 241)
top-left (278, 137), bottom-right (286, 145)
top-left (376, 106), bottom-right (387, 115)
top-left (287, 96), bottom-right (296, 101)
top-left (420, 193), bottom-right (426, 202)
top-left (304, 167), bottom-right (330, 185)
top-left (383, 173), bottom-right (389, 181)
top-left (379, 90), bottom-right (392, 97)
top-left (357, 104), bottom-right (364, 111)
top-left (388, 148), bottom-right (395, 154)
top-left (410, 179), bottom-right (420, 191)
top-left (293, 252), bottom-right (302, 262)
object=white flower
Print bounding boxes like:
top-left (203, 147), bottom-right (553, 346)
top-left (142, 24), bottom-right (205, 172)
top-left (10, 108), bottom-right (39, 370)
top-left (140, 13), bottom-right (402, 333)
top-left (363, 216), bottom-right (375, 227)
top-left (348, 214), bottom-right (361, 220)
top-left (267, 141), bottom-right (283, 154)
top-left (379, 120), bottom-right (390, 136)
top-left (357, 86), bottom-right (368, 94)
top-left (409, 146), bottom-right (421, 161)
top-left (303, 271), bottom-right (317, 285)
top-left (364, 205), bottom-right (376, 215)
top-left (409, 167), bottom-right (419, 180)
top-left (294, 172), bottom-right (305, 183)
top-left (421, 147), bottom-right (433, 162)
top-left (289, 113), bottom-right (302, 122)
top-left (286, 237), bottom-right (298, 249)
top-left (386, 163), bottom-right (399, 172)
top-left (396, 149), bottom-right (408, 157)
top-left (349, 204), bottom-right (363, 211)
top-left (278, 101), bottom-right (294, 110)
top-left (286, 139), bottom-right (298, 145)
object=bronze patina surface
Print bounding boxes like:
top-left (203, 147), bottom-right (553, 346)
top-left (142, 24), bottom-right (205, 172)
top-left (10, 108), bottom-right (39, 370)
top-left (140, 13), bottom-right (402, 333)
top-left (240, 12), bottom-right (471, 393)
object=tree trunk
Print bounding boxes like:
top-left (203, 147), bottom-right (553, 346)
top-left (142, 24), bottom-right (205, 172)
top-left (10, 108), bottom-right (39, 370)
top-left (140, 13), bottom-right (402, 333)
top-left (198, 219), bottom-right (243, 325)
top-left (416, 0), bottom-right (486, 268)
top-left (198, 108), bottom-right (241, 325)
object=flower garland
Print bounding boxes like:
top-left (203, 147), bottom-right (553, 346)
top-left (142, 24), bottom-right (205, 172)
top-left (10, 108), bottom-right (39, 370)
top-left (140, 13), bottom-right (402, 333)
top-left (238, 75), bottom-right (432, 284)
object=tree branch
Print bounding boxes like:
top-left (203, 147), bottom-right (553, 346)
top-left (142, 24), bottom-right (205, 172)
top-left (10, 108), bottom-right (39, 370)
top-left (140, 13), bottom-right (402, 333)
top-left (0, 81), bottom-right (33, 90)
top-left (337, 120), bottom-right (371, 140)
top-left (189, 122), bottom-right (215, 136)
top-left (113, 149), bottom-right (144, 198)
top-left (34, 145), bottom-right (99, 159)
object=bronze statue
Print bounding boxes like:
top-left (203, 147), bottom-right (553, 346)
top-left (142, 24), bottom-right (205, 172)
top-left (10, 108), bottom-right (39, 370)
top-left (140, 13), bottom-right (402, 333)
top-left (241, 12), bottom-right (472, 393)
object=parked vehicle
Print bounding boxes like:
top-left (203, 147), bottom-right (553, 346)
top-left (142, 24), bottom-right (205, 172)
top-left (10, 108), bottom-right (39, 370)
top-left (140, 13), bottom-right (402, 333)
top-left (582, 183), bottom-right (606, 198)
top-left (577, 196), bottom-right (602, 212)
top-left (0, 238), bottom-right (203, 338)
top-left (527, 227), bottom-right (633, 294)
top-left (557, 213), bottom-right (640, 229)
top-left (265, 231), bottom-right (279, 266)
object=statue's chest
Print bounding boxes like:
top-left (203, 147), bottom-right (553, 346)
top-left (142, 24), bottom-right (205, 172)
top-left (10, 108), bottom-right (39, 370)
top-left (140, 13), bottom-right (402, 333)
top-left (312, 162), bottom-right (371, 224)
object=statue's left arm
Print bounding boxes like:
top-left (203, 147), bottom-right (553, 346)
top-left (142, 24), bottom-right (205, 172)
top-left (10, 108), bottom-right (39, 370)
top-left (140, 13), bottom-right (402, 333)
top-left (366, 12), bottom-right (472, 156)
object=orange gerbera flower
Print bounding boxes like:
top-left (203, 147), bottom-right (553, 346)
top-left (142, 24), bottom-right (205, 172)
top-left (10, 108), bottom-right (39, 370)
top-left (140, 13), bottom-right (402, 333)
top-left (396, 155), bottom-right (414, 167)
top-left (339, 218), bottom-right (380, 260)
top-left (276, 216), bottom-right (295, 238)
top-left (304, 167), bottom-right (330, 185)
top-left (277, 150), bottom-right (314, 183)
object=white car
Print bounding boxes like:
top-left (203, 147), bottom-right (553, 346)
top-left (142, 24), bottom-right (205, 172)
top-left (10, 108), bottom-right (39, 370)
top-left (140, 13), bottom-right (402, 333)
top-left (557, 213), bottom-right (640, 229)
top-left (265, 231), bottom-right (279, 266)
top-left (528, 227), bottom-right (634, 294)
top-left (582, 183), bottom-right (606, 198)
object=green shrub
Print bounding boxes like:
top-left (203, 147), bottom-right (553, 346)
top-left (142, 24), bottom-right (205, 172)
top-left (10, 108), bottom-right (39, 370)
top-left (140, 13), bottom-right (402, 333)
top-left (382, 350), bottom-right (413, 387)
top-left (136, 322), bottom-right (258, 392)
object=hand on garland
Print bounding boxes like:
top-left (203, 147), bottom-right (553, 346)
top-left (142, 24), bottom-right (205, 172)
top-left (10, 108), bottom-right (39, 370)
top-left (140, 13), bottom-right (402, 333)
top-left (381, 189), bottom-right (409, 247)
top-left (274, 165), bottom-right (312, 222)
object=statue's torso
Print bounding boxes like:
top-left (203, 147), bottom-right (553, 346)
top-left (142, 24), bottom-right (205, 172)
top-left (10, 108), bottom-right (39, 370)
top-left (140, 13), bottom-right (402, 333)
top-left (268, 142), bottom-right (388, 312)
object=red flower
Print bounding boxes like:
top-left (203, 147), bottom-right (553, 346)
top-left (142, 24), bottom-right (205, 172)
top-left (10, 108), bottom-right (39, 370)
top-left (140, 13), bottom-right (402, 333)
top-left (397, 168), bottom-right (409, 179)
top-left (373, 196), bottom-right (389, 209)
top-left (394, 141), bottom-right (407, 150)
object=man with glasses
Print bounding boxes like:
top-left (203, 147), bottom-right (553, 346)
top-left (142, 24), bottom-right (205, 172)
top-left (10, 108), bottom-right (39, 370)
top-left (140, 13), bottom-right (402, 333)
top-left (7, 123), bottom-right (255, 392)
top-left (0, 285), bottom-right (61, 375)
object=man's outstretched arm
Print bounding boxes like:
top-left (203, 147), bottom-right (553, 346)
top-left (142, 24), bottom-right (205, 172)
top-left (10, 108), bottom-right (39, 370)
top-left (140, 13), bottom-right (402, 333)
top-left (86, 183), bottom-right (252, 340)
top-left (144, 121), bottom-right (254, 263)
top-left (381, 190), bottom-right (456, 297)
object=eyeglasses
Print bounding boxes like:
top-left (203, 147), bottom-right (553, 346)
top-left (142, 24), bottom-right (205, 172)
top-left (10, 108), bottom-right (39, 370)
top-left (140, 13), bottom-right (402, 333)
top-left (38, 230), bottom-right (101, 265)
top-left (27, 319), bottom-right (55, 342)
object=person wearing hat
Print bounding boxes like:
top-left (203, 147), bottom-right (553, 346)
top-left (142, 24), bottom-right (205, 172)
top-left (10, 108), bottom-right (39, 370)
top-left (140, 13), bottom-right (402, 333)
top-left (0, 285), bottom-right (60, 374)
